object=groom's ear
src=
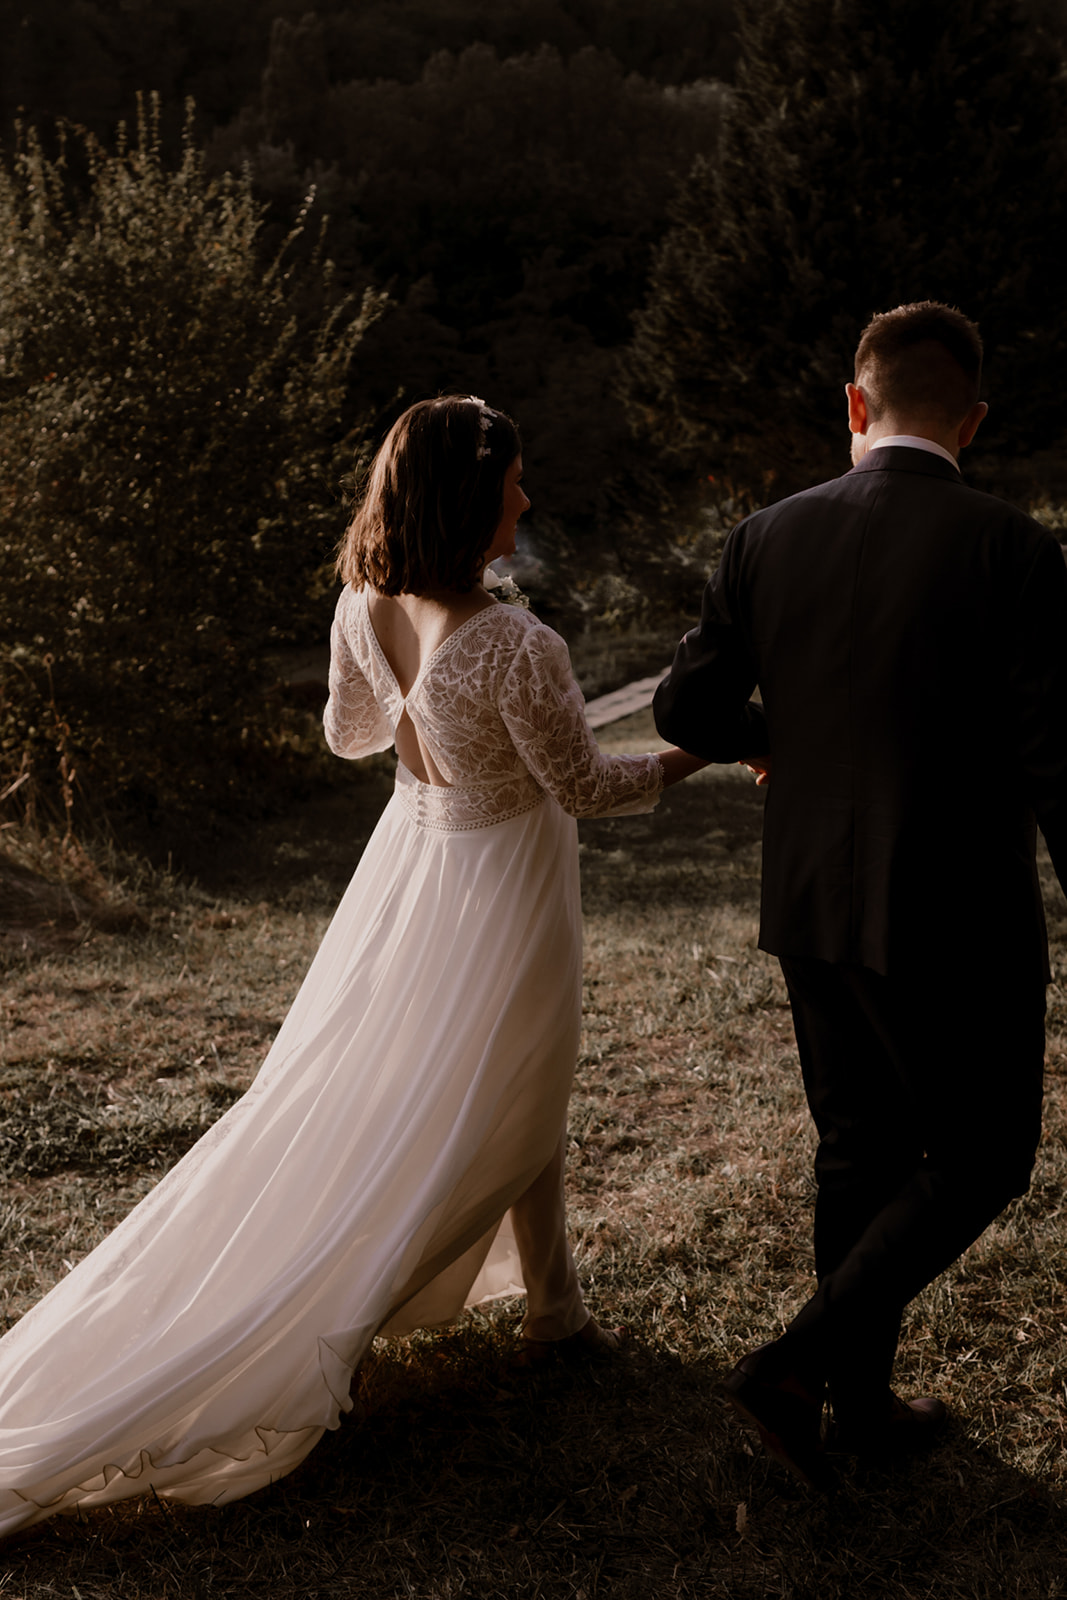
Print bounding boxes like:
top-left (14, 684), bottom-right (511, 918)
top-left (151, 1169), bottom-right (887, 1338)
top-left (957, 401), bottom-right (988, 451)
top-left (846, 383), bottom-right (869, 435)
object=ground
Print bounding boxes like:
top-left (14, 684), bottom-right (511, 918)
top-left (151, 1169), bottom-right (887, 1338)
top-left (1, 709), bottom-right (1066, 1597)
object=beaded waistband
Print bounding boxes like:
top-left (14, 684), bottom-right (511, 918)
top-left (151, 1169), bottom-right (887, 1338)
top-left (394, 764), bottom-right (544, 832)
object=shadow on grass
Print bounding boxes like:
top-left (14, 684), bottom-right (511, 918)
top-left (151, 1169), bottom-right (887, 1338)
top-left (187, 760), bottom-right (399, 907)
top-left (6, 1319), bottom-right (1064, 1600)
top-left (580, 769), bottom-right (767, 919)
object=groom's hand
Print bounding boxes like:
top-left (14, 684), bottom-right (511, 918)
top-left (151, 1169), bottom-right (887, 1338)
top-left (740, 758), bottom-right (770, 787)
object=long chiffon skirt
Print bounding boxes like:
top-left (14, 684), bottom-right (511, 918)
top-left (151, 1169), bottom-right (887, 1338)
top-left (0, 783), bottom-right (581, 1534)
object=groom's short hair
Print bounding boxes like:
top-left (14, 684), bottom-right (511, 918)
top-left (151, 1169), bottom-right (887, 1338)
top-left (855, 301), bottom-right (983, 425)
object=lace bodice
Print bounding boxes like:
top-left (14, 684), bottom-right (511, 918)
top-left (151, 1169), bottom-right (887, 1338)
top-left (323, 585), bottom-right (662, 830)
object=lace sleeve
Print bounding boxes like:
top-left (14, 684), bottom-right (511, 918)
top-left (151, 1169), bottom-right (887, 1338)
top-left (499, 624), bottom-right (663, 817)
top-left (323, 592), bottom-right (394, 760)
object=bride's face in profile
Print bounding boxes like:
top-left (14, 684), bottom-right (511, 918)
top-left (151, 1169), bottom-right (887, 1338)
top-left (484, 456), bottom-right (530, 565)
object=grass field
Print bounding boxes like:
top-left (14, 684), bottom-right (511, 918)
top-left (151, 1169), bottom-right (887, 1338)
top-left (1, 708), bottom-right (1066, 1598)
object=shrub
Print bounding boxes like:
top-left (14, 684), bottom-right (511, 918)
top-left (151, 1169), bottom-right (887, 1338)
top-left (0, 101), bottom-right (384, 839)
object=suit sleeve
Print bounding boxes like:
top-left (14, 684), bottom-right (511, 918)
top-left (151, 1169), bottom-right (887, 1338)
top-left (653, 525), bottom-right (770, 762)
top-left (1014, 536), bottom-right (1067, 898)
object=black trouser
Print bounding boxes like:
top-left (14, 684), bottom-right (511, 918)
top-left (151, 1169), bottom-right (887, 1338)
top-left (771, 954), bottom-right (1045, 1425)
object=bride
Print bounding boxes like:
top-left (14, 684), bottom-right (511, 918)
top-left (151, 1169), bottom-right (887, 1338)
top-left (0, 395), bottom-right (704, 1536)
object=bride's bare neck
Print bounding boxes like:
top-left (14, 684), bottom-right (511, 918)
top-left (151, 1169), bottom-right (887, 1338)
top-left (366, 584), bottom-right (493, 698)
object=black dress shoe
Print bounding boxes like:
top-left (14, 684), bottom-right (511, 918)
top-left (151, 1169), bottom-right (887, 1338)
top-left (720, 1348), bottom-right (832, 1491)
top-left (826, 1391), bottom-right (948, 1458)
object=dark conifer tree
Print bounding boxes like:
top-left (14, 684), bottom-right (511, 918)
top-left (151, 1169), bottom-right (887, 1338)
top-left (623, 0), bottom-right (1067, 498)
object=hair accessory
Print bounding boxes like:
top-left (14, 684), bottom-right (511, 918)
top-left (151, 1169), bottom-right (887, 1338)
top-left (469, 395), bottom-right (493, 459)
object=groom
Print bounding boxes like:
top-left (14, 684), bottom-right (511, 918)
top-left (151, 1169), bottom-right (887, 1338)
top-left (654, 301), bottom-right (1067, 1484)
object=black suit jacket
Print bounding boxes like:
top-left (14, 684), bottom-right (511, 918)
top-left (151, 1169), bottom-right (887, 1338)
top-left (654, 447), bottom-right (1067, 978)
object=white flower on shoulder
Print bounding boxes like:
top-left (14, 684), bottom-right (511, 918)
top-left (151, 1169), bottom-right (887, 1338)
top-left (483, 566), bottom-right (530, 608)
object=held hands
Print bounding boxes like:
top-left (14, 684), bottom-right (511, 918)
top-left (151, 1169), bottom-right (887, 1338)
top-left (657, 748), bottom-right (710, 787)
top-left (655, 750), bottom-right (768, 788)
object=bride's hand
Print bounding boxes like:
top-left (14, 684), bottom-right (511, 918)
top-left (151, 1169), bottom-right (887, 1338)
top-left (739, 757), bottom-right (770, 787)
top-left (657, 748), bottom-right (709, 787)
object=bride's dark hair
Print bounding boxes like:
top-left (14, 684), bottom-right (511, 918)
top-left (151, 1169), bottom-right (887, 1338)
top-left (337, 395), bottom-right (521, 594)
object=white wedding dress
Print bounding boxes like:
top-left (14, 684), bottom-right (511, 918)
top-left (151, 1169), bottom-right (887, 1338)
top-left (0, 587), bottom-right (662, 1536)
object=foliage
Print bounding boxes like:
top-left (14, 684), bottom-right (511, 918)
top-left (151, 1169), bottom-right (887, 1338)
top-left (0, 102), bottom-right (384, 836)
top-left (288, 45), bottom-right (720, 338)
top-left (0, 0), bottom-right (738, 131)
top-left (622, 0), bottom-right (1067, 500)
top-left (6, 0), bottom-right (1067, 570)
top-left (1030, 502), bottom-right (1067, 538)
top-left (217, 41), bottom-right (727, 537)
top-left (0, 0), bottom-right (294, 144)
top-left (257, 0), bottom-right (738, 134)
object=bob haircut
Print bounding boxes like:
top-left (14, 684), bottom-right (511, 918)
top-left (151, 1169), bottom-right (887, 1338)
top-left (337, 396), bottom-right (521, 594)
top-left (854, 301), bottom-right (983, 426)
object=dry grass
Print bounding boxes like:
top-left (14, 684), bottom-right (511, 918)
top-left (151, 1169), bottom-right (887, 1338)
top-left (1, 716), bottom-right (1066, 1597)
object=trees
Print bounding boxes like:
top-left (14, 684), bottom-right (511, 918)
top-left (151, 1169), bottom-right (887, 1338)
top-left (0, 0), bottom-right (295, 145)
top-left (243, 40), bottom-right (726, 531)
top-left (260, 0), bottom-right (736, 107)
top-left (623, 0), bottom-right (1067, 499)
top-left (0, 104), bottom-right (383, 833)
top-left (0, 0), bottom-right (738, 148)
top-left (0, 3), bottom-right (741, 594)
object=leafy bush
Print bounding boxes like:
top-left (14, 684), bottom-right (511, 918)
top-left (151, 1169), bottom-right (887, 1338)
top-left (0, 102), bottom-right (384, 839)
top-left (1030, 504), bottom-right (1067, 539)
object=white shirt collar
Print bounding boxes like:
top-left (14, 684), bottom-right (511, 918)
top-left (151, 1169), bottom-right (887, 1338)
top-left (869, 434), bottom-right (960, 472)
